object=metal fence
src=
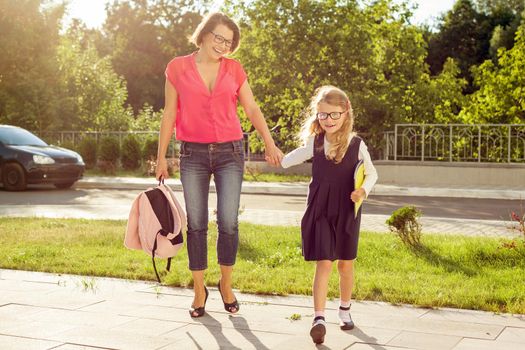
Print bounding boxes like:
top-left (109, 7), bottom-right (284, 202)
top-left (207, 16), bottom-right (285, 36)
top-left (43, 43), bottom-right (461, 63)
top-left (383, 124), bottom-right (525, 163)
top-left (36, 130), bottom-right (266, 161)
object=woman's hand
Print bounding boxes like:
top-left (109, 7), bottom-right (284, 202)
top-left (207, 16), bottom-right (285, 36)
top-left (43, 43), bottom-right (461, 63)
top-left (350, 188), bottom-right (366, 203)
top-left (264, 142), bottom-right (284, 166)
top-left (155, 157), bottom-right (169, 181)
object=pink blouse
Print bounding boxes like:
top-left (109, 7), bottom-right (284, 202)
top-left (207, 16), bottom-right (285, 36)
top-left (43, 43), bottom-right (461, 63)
top-left (165, 52), bottom-right (247, 143)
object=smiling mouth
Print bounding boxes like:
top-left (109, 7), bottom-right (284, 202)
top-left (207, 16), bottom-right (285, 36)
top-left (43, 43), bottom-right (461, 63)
top-left (213, 47), bottom-right (225, 54)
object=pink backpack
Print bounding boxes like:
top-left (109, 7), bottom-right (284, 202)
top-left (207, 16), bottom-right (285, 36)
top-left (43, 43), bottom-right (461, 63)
top-left (124, 182), bottom-right (186, 282)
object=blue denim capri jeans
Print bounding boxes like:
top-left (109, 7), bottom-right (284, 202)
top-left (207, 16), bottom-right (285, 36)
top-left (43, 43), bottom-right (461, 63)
top-left (179, 139), bottom-right (244, 271)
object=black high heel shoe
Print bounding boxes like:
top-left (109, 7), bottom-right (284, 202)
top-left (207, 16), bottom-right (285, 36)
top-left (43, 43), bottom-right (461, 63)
top-left (189, 286), bottom-right (209, 318)
top-left (218, 280), bottom-right (239, 313)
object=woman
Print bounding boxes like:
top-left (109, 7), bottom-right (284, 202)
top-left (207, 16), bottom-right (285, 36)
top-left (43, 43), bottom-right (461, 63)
top-left (155, 12), bottom-right (283, 317)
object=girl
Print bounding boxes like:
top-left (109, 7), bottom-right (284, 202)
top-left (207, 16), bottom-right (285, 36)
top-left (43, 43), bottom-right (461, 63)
top-left (281, 85), bottom-right (378, 344)
top-left (156, 12), bottom-right (283, 318)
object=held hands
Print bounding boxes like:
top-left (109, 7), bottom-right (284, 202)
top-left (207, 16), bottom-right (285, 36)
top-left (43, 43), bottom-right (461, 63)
top-left (350, 188), bottom-right (366, 203)
top-left (264, 142), bottom-right (284, 166)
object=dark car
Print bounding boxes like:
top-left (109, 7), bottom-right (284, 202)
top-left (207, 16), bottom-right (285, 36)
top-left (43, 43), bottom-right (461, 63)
top-left (0, 125), bottom-right (85, 191)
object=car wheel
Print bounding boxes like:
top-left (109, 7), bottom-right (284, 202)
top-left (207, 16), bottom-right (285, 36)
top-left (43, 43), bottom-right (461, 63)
top-left (2, 163), bottom-right (27, 191)
top-left (54, 182), bottom-right (75, 189)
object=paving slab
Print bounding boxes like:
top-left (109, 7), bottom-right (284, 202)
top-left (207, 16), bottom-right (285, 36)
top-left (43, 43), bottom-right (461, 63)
top-left (1, 269), bottom-right (524, 350)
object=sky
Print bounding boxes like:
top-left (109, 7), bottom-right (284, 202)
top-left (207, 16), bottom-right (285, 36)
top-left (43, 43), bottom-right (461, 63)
top-left (63, 0), bottom-right (457, 29)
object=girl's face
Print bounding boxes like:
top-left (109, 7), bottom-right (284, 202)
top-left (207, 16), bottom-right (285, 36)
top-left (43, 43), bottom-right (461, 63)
top-left (201, 24), bottom-right (233, 60)
top-left (317, 101), bottom-right (347, 135)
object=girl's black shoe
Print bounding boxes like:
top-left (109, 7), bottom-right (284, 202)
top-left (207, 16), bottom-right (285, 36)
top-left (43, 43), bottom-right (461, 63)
top-left (218, 280), bottom-right (239, 313)
top-left (310, 316), bottom-right (326, 344)
top-left (189, 286), bottom-right (209, 318)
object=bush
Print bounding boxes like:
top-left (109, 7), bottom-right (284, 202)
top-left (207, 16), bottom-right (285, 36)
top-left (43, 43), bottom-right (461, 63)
top-left (121, 135), bottom-right (141, 170)
top-left (386, 206), bottom-right (422, 248)
top-left (97, 136), bottom-right (120, 174)
top-left (98, 136), bottom-right (120, 162)
top-left (142, 135), bottom-right (158, 162)
top-left (57, 140), bottom-right (77, 152)
top-left (78, 137), bottom-right (97, 169)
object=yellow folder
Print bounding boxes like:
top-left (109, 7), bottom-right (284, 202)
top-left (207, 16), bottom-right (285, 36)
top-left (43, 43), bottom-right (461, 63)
top-left (353, 159), bottom-right (365, 218)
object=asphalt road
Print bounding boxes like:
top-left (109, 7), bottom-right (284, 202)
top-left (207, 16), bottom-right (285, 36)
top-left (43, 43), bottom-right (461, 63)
top-left (0, 187), bottom-right (520, 221)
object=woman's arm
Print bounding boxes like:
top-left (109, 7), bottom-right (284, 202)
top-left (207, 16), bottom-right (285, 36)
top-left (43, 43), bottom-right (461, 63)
top-left (155, 79), bottom-right (178, 180)
top-left (238, 80), bottom-right (283, 166)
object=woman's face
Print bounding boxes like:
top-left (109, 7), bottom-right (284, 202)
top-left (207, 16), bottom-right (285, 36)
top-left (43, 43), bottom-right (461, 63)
top-left (317, 102), bottom-right (347, 135)
top-left (202, 24), bottom-right (234, 60)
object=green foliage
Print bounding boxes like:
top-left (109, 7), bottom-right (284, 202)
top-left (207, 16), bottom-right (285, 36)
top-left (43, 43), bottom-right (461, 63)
top-left (98, 136), bottom-right (120, 162)
top-left (226, 0), bottom-right (448, 154)
top-left (121, 134), bottom-right (142, 170)
top-left (128, 104), bottom-right (162, 131)
top-left (57, 140), bottom-right (78, 153)
top-left (142, 135), bottom-right (159, 161)
top-left (101, 0), bottom-right (205, 112)
top-left (386, 206), bottom-right (422, 248)
top-left (56, 24), bottom-right (133, 131)
top-left (407, 58), bottom-right (467, 124)
top-left (427, 0), bottom-right (492, 82)
top-left (460, 23), bottom-right (525, 124)
top-left (78, 137), bottom-right (98, 169)
top-left (0, 0), bottom-right (64, 131)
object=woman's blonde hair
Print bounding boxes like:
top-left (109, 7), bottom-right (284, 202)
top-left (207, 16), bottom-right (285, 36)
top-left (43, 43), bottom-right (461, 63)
top-left (299, 85), bottom-right (354, 164)
top-left (190, 12), bottom-right (241, 53)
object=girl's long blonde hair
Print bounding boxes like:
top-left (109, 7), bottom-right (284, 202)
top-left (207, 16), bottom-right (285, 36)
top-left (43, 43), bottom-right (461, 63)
top-left (299, 85), bottom-right (355, 164)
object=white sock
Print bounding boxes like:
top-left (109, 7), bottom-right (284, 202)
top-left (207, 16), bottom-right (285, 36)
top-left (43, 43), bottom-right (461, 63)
top-left (313, 311), bottom-right (326, 326)
top-left (338, 302), bottom-right (351, 323)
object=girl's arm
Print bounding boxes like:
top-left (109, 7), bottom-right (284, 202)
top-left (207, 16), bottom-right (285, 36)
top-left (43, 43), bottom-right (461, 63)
top-left (281, 136), bottom-right (314, 168)
top-left (359, 141), bottom-right (378, 197)
top-left (155, 79), bottom-right (178, 180)
top-left (238, 80), bottom-right (283, 166)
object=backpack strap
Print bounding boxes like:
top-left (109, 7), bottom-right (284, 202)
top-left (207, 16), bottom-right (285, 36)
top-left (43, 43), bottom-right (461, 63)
top-left (151, 228), bottom-right (174, 283)
top-left (152, 229), bottom-right (162, 283)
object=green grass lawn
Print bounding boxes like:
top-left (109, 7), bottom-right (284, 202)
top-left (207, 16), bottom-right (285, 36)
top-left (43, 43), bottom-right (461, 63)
top-left (1, 217), bottom-right (524, 314)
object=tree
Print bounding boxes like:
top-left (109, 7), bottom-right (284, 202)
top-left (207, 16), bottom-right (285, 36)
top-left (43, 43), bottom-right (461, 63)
top-left (225, 0), bottom-right (461, 155)
top-left (0, 0), bottom-right (64, 131)
top-left (55, 22), bottom-right (132, 131)
top-left (100, 0), bottom-right (207, 112)
top-left (426, 0), bottom-right (524, 82)
top-left (460, 22), bottom-right (525, 124)
top-left (426, 0), bottom-right (492, 85)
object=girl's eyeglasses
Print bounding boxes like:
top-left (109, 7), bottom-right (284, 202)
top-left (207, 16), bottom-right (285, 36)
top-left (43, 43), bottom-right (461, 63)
top-left (210, 32), bottom-right (233, 48)
top-left (316, 110), bottom-right (348, 120)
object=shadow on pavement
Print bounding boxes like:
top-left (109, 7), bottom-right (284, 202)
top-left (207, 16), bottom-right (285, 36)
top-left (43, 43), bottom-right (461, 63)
top-left (229, 316), bottom-right (270, 350)
top-left (349, 326), bottom-right (388, 349)
top-left (193, 314), bottom-right (242, 350)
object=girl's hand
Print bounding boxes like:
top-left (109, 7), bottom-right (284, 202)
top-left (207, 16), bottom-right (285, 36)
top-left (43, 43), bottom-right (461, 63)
top-left (155, 157), bottom-right (169, 181)
top-left (264, 143), bottom-right (284, 166)
top-left (350, 188), bottom-right (366, 203)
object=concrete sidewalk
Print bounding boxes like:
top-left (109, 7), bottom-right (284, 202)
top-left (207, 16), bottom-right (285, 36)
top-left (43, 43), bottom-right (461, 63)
top-left (77, 176), bottom-right (525, 200)
top-left (1, 269), bottom-right (524, 350)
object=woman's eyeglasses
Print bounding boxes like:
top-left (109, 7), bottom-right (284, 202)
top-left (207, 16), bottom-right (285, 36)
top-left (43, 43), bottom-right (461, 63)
top-left (210, 32), bottom-right (233, 48)
top-left (316, 110), bottom-right (348, 120)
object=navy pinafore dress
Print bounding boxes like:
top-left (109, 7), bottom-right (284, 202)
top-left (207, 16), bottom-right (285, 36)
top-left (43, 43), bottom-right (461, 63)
top-left (300, 134), bottom-right (362, 261)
